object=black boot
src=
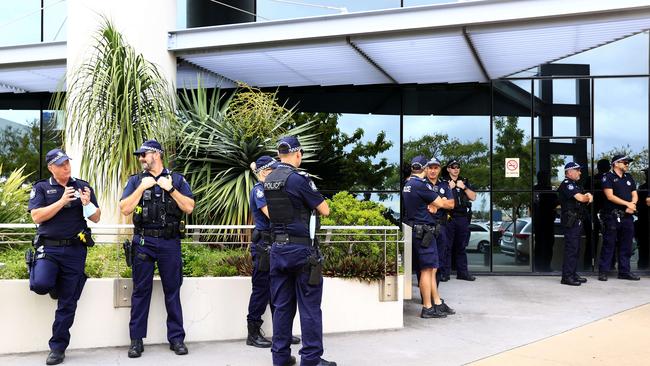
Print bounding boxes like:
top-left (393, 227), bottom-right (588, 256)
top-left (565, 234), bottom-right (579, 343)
top-left (46, 350), bottom-right (65, 365)
top-left (246, 322), bottom-right (272, 348)
top-left (290, 335), bottom-right (301, 344)
top-left (317, 358), bottom-right (337, 366)
top-left (127, 339), bottom-right (144, 358)
top-left (561, 277), bottom-right (581, 286)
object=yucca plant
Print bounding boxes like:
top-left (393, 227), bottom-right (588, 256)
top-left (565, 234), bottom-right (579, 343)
top-left (175, 85), bottom-right (319, 226)
top-left (0, 165), bottom-right (32, 223)
top-left (51, 18), bottom-right (176, 200)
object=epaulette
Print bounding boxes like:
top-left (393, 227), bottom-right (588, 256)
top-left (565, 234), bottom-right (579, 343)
top-left (297, 171), bottom-right (310, 178)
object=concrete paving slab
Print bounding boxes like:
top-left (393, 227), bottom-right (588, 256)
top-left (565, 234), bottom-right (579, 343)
top-left (2, 275), bottom-right (649, 365)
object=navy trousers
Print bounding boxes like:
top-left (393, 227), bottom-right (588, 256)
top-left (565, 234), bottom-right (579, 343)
top-left (562, 220), bottom-right (582, 278)
top-left (270, 243), bottom-right (323, 366)
top-left (129, 235), bottom-right (185, 343)
top-left (247, 241), bottom-right (273, 324)
top-left (30, 244), bottom-right (87, 352)
top-left (447, 215), bottom-right (471, 276)
top-left (599, 215), bottom-right (635, 274)
top-left (436, 225), bottom-right (450, 279)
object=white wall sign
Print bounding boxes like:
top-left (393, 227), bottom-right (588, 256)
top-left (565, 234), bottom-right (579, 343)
top-left (505, 158), bottom-right (520, 178)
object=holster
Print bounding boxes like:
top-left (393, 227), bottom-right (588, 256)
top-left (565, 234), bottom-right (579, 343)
top-left (414, 224), bottom-right (434, 247)
top-left (307, 254), bottom-right (323, 285)
top-left (414, 225), bottom-right (425, 240)
top-left (74, 228), bottom-right (95, 247)
top-left (433, 223), bottom-right (442, 238)
top-left (25, 248), bottom-right (34, 274)
top-left (255, 243), bottom-right (271, 272)
top-left (564, 212), bottom-right (578, 228)
top-left (123, 239), bottom-right (133, 267)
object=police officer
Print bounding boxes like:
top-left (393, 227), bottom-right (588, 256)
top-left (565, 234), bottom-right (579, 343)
top-left (28, 148), bottom-right (101, 365)
top-left (403, 156), bottom-right (448, 318)
top-left (557, 162), bottom-right (593, 286)
top-left (119, 140), bottom-right (195, 357)
top-left (425, 157), bottom-right (456, 314)
top-left (444, 159), bottom-right (477, 281)
top-left (263, 136), bottom-right (335, 366)
top-left (598, 154), bottom-right (640, 281)
top-left (246, 156), bottom-right (301, 348)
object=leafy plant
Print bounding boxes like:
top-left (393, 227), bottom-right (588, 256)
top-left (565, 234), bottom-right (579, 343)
top-left (175, 85), bottom-right (318, 226)
top-left (0, 165), bottom-right (32, 224)
top-left (51, 19), bottom-right (176, 200)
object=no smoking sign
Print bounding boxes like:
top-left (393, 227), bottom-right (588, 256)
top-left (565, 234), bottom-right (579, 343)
top-left (505, 158), bottom-right (520, 178)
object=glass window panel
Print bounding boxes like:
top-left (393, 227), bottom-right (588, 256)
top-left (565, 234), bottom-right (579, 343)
top-left (534, 78), bottom-right (591, 138)
top-left (0, 110), bottom-right (42, 181)
top-left (0, 0), bottom-right (41, 46)
top-left (256, 0), bottom-right (400, 22)
top-left (468, 192), bottom-right (491, 272)
top-left (492, 192), bottom-right (532, 272)
top-left (403, 115), bottom-right (490, 189)
top-left (43, 0), bottom-right (67, 42)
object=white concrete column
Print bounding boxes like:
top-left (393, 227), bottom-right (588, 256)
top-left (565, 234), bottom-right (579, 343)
top-left (65, 0), bottom-right (177, 224)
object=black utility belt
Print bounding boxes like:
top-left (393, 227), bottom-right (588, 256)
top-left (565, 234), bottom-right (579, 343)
top-left (252, 229), bottom-right (273, 244)
top-left (273, 234), bottom-right (312, 245)
top-left (140, 228), bottom-right (179, 238)
top-left (40, 238), bottom-right (74, 247)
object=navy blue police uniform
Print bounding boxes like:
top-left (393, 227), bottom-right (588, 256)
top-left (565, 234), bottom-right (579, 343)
top-left (432, 178), bottom-right (453, 282)
top-left (27, 152), bottom-right (98, 356)
top-left (403, 171), bottom-right (441, 272)
top-left (121, 167), bottom-right (193, 346)
top-left (246, 155), bottom-right (279, 348)
top-left (444, 162), bottom-right (474, 280)
top-left (264, 139), bottom-right (329, 366)
top-left (557, 166), bottom-right (587, 283)
top-left (598, 159), bottom-right (637, 277)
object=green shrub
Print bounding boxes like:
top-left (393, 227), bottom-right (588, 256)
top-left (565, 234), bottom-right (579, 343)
top-left (0, 245), bottom-right (30, 279)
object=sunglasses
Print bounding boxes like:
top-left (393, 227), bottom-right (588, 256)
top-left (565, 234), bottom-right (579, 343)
top-left (620, 161), bottom-right (630, 166)
top-left (138, 152), bottom-right (152, 158)
top-left (449, 165), bottom-right (460, 169)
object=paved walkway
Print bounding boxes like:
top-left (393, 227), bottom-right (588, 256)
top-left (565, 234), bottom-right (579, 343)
top-left (2, 275), bottom-right (650, 365)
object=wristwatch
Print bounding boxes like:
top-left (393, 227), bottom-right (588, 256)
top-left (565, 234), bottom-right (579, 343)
top-left (167, 187), bottom-right (176, 194)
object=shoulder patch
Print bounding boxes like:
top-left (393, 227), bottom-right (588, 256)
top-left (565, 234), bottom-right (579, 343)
top-left (568, 184), bottom-right (574, 190)
top-left (309, 180), bottom-right (318, 191)
top-left (602, 176), bottom-right (607, 182)
top-left (256, 188), bottom-right (264, 198)
top-left (627, 180), bottom-right (632, 186)
top-left (440, 188), bottom-right (445, 194)
top-left (30, 188), bottom-right (36, 199)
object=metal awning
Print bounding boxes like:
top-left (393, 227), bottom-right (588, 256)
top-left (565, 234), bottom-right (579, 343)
top-left (170, 0), bottom-right (650, 88)
top-left (0, 41), bottom-right (66, 93)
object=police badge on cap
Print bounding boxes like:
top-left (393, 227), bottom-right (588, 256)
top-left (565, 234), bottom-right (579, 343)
top-left (133, 140), bottom-right (164, 155)
top-left (45, 148), bottom-right (71, 166)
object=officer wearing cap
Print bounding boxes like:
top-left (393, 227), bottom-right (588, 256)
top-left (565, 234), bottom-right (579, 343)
top-left (597, 154), bottom-right (640, 281)
top-left (119, 140), bottom-right (195, 358)
top-left (263, 136), bottom-right (335, 366)
top-left (246, 156), bottom-right (301, 349)
top-left (403, 156), bottom-right (448, 318)
top-left (444, 159), bottom-right (477, 281)
top-left (636, 168), bottom-right (649, 269)
top-left (424, 157), bottom-right (456, 314)
top-left (557, 162), bottom-right (592, 286)
top-left (28, 148), bottom-right (101, 365)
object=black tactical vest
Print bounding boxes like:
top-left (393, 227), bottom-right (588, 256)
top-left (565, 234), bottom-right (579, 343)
top-left (132, 172), bottom-right (182, 229)
top-left (263, 166), bottom-right (311, 229)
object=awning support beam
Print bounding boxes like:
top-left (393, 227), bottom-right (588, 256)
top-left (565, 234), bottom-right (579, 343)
top-left (462, 27), bottom-right (490, 82)
top-left (347, 37), bottom-right (398, 84)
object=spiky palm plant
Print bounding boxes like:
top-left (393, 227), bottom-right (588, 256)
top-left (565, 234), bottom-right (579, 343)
top-left (0, 165), bottom-right (31, 223)
top-left (175, 85), bottom-right (319, 226)
top-left (51, 19), bottom-right (176, 200)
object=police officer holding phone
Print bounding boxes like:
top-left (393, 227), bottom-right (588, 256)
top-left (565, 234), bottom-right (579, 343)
top-left (28, 148), bottom-right (101, 365)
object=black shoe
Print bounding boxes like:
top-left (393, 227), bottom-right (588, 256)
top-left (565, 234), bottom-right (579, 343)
top-left (618, 273), bottom-right (641, 281)
top-left (573, 274), bottom-right (587, 283)
top-left (46, 350), bottom-right (65, 365)
top-left (290, 335), bottom-right (301, 344)
top-left (169, 342), bottom-right (188, 355)
top-left (598, 272), bottom-right (608, 281)
top-left (318, 358), bottom-right (337, 366)
top-left (246, 323), bottom-right (272, 348)
top-left (439, 300), bottom-right (455, 315)
top-left (127, 339), bottom-right (144, 358)
top-left (280, 355), bottom-right (296, 366)
top-left (48, 288), bottom-right (58, 300)
top-left (420, 305), bottom-right (447, 318)
top-left (457, 273), bottom-right (476, 281)
top-left (561, 277), bottom-right (581, 286)
top-left (440, 275), bottom-right (450, 282)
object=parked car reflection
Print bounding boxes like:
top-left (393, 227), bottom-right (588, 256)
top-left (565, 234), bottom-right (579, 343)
top-left (467, 222), bottom-right (491, 253)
